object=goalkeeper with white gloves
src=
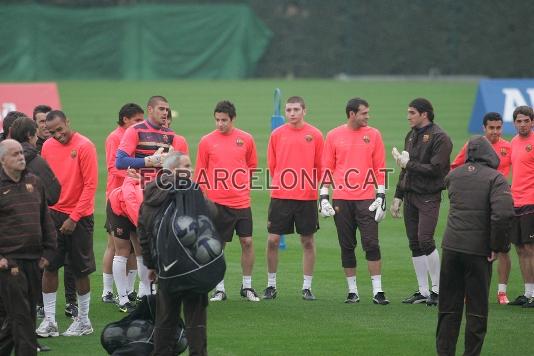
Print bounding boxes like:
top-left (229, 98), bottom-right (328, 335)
top-left (321, 97), bottom-right (390, 305)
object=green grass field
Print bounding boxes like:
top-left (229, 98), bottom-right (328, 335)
top-left (37, 80), bottom-right (531, 355)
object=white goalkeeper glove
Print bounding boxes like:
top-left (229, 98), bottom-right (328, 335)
top-left (390, 197), bottom-right (403, 218)
top-left (319, 186), bottom-right (335, 218)
top-left (144, 147), bottom-right (166, 167)
top-left (368, 185), bottom-right (386, 222)
top-left (392, 147), bottom-right (410, 169)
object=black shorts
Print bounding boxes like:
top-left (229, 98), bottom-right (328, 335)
top-left (511, 212), bottom-right (534, 245)
top-left (213, 203), bottom-right (253, 242)
top-left (267, 198), bottom-right (318, 236)
top-left (106, 202), bottom-right (136, 241)
top-left (332, 199), bottom-right (379, 255)
top-left (47, 210), bottom-right (96, 277)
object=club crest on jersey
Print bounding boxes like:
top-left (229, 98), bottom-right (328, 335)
top-left (70, 150), bottom-right (77, 158)
top-left (526, 144), bottom-right (532, 153)
top-left (500, 148), bottom-right (508, 156)
top-left (423, 134), bottom-right (430, 143)
top-left (467, 165), bottom-right (476, 172)
top-left (25, 183), bottom-right (34, 193)
top-left (162, 135), bottom-right (169, 144)
top-left (363, 135), bottom-right (370, 144)
top-left (236, 138), bottom-right (244, 147)
top-left (304, 134), bottom-right (313, 142)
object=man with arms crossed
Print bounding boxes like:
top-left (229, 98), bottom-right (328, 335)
top-left (37, 110), bottom-right (98, 337)
top-left (102, 103), bottom-right (144, 303)
top-left (451, 112), bottom-right (512, 304)
top-left (195, 100), bottom-right (259, 302)
top-left (264, 96), bottom-right (323, 301)
top-left (508, 105), bottom-right (534, 307)
top-left (321, 97), bottom-right (389, 304)
top-left (391, 98), bottom-right (453, 306)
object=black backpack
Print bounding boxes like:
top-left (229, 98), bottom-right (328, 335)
top-left (151, 182), bottom-right (226, 294)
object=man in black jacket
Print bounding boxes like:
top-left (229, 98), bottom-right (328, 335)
top-left (0, 139), bottom-right (57, 355)
top-left (138, 152), bottom-right (209, 356)
top-left (391, 98), bottom-right (453, 306)
top-left (436, 135), bottom-right (513, 356)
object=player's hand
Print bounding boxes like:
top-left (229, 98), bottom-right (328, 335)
top-left (369, 186), bottom-right (386, 222)
top-left (390, 198), bottom-right (403, 218)
top-left (126, 168), bottom-right (141, 180)
top-left (392, 147), bottom-right (410, 169)
top-left (38, 257), bottom-right (49, 270)
top-left (144, 147), bottom-right (166, 167)
top-left (60, 218), bottom-right (77, 235)
top-left (148, 269), bottom-right (158, 282)
top-left (319, 186), bottom-right (335, 217)
top-left (0, 258), bottom-right (8, 270)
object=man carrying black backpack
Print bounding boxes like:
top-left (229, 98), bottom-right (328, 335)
top-left (138, 151), bottom-right (224, 356)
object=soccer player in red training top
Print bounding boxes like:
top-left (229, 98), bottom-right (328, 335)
top-left (37, 110), bottom-right (98, 337)
top-left (451, 112), bottom-right (513, 304)
top-left (264, 96), bottom-right (323, 301)
top-left (116, 95), bottom-right (188, 175)
top-left (508, 105), bottom-right (534, 308)
top-left (108, 169), bottom-right (148, 312)
top-left (195, 100), bottom-right (259, 302)
top-left (321, 97), bottom-right (389, 305)
top-left (101, 103), bottom-right (144, 304)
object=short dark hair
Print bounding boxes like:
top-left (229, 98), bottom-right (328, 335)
top-left (286, 96), bottom-right (306, 109)
top-left (46, 110), bottom-right (67, 122)
top-left (214, 100), bottom-right (236, 119)
top-left (3, 111), bottom-right (27, 135)
top-left (147, 96), bottom-right (168, 108)
top-left (482, 112), bottom-right (503, 127)
top-left (345, 98), bottom-right (369, 118)
top-left (118, 103), bottom-right (144, 126)
top-left (512, 105), bottom-right (534, 121)
top-left (10, 117), bottom-right (37, 143)
top-left (409, 98), bottom-right (435, 122)
top-left (32, 105), bottom-right (52, 120)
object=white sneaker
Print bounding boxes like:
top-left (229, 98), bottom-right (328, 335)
top-left (240, 287), bottom-right (260, 302)
top-left (62, 318), bottom-right (93, 336)
top-left (36, 319), bottom-right (59, 338)
top-left (209, 290), bottom-right (227, 302)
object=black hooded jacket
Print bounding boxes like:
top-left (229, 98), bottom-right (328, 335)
top-left (442, 136), bottom-right (514, 256)
top-left (22, 141), bottom-right (61, 205)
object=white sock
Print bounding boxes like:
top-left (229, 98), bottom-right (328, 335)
top-left (77, 292), bottom-right (90, 323)
top-left (113, 255), bottom-right (129, 305)
top-left (526, 283), bottom-right (534, 297)
top-left (303, 275), bottom-right (313, 290)
top-left (127, 269), bottom-right (137, 294)
top-left (346, 276), bottom-right (358, 294)
top-left (498, 283), bottom-right (507, 294)
top-left (102, 273), bottom-right (114, 296)
top-left (43, 292), bottom-right (57, 323)
top-left (268, 273), bottom-right (277, 288)
top-left (136, 257), bottom-right (149, 297)
top-left (412, 256), bottom-right (430, 297)
top-left (371, 275), bottom-right (382, 295)
top-left (242, 276), bottom-right (252, 289)
top-left (425, 249), bottom-right (441, 294)
top-left (216, 280), bottom-right (225, 292)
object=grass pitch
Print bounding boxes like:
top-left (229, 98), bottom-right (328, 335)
top-left (37, 80), bottom-right (529, 355)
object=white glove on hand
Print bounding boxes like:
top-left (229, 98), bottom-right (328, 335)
top-left (368, 185), bottom-right (386, 222)
top-left (392, 147), bottom-right (410, 169)
top-left (144, 147), bottom-right (166, 167)
top-left (319, 186), bottom-right (335, 218)
top-left (390, 197), bottom-right (403, 218)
